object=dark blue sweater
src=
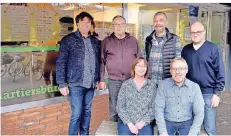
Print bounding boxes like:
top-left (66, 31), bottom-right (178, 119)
top-left (182, 40), bottom-right (225, 94)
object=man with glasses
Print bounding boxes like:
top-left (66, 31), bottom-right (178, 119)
top-left (155, 58), bottom-right (204, 136)
top-left (145, 12), bottom-right (182, 88)
top-left (99, 15), bottom-right (142, 122)
top-left (182, 21), bottom-right (225, 135)
top-left (56, 12), bottom-right (100, 135)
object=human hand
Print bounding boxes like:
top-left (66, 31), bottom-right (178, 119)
top-left (59, 87), bottom-right (69, 96)
top-left (127, 122), bottom-right (138, 134)
top-left (99, 82), bottom-right (107, 90)
top-left (211, 94), bottom-right (220, 107)
top-left (135, 120), bottom-right (145, 129)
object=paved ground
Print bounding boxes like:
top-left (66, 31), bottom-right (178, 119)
top-left (216, 90), bottom-right (231, 135)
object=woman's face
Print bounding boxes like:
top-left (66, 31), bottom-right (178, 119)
top-left (134, 60), bottom-right (147, 78)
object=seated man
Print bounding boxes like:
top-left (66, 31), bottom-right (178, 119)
top-left (155, 57), bottom-right (204, 135)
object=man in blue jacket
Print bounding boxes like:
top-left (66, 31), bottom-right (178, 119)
top-left (56, 12), bottom-right (100, 135)
top-left (182, 21), bottom-right (225, 135)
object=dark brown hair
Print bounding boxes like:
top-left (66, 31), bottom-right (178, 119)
top-left (75, 11), bottom-right (93, 24)
top-left (130, 57), bottom-right (150, 78)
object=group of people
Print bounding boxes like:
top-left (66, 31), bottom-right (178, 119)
top-left (56, 11), bottom-right (225, 135)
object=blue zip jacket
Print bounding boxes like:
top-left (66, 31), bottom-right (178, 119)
top-left (56, 30), bottom-right (100, 88)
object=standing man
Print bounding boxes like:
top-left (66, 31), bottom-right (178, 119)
top-left (182, 21), bottom-right (225, 135)
top-left (145, 12), bottom-right (182, 87)
top-left (99, 15), bottom-right (142, 122)
top-left (155, 58), bottom-right (204, 136)
top-left (56, 12), bottom-right (100, 135)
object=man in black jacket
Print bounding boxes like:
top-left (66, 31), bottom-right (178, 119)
top-left (145, 12), bottom-right (182, 88)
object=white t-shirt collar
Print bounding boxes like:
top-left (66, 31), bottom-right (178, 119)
top-left (193, 40), bottom-right (205, 50)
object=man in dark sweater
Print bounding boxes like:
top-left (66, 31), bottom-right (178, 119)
top-left (182, 21), bottom-right (225, 135)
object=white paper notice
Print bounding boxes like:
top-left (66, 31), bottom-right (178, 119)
top-left (6, 6), bottom-right (30, 41)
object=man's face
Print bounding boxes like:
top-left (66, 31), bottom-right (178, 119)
top-left (170, 60), bottom-right (188, 85)
top-left (112, 17), bottom-right (126, 35)
top-left (190, 23), bottom-right (206, 44)
top-left (153, 13), bottom-right (168, 33)
top-left (78, 17), bottom-right (91, 35)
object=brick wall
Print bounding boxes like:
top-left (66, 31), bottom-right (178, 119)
top-left (1, 94), bottom-right (109, 135)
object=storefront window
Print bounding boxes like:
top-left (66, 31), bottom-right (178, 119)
top-left (126, 3), bottom-right (191, 48)
top-left (1, 3), bottom-right (122, 107)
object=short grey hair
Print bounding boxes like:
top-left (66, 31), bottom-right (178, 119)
top-left (154, 11), bottom-right (167, 20)
top-left (112, 15), bottom-right (126, 23)
top-left (170, 57), bottom-right (188, 69)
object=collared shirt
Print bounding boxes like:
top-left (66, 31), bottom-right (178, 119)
top-left (116, 78), bottom-right (156, 125)
top-left (155, 78), bottom-right (204, 135)
top-left (81, 35), bottom-right (96, 88)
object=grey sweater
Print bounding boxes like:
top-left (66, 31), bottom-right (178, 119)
top-left (116, 78), bottom-right (156, 124)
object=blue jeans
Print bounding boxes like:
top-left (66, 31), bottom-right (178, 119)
top-left (165, 119), bottom-right (193, 135)
top-left (117, 118), bottom-right (153, 135)
top-left (68, 86), bottom-right (94, 135)
top-left (203, 94), bottom-right (216, 135)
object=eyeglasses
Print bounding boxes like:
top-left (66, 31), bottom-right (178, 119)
top-left (113, 23), bottom-right (126, 27)
top-left (171, 68), bottom-right (187, 72)
top-left (190, 30), bottom-right (204, 36)
top-left (135, 65), bottom-right (147, 68)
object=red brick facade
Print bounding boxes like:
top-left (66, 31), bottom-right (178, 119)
top-left (1, 94), bottom-right (109, 135)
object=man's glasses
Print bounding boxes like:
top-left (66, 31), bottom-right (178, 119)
top-left (171, 68), bottom-right (187, 72)
top-left (190, 30), bottom-right (204, 36)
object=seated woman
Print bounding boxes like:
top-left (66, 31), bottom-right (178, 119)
top-left (116, 57), bottom-right (156, 135)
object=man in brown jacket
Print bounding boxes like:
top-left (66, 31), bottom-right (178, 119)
top-left (99, 15), bottom-right (142, 122)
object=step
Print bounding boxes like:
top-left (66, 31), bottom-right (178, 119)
top-left (95, 120), bottom-right (208, 135)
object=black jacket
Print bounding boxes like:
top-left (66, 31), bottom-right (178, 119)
top-left (145, 28), bottom-right (181, 79)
